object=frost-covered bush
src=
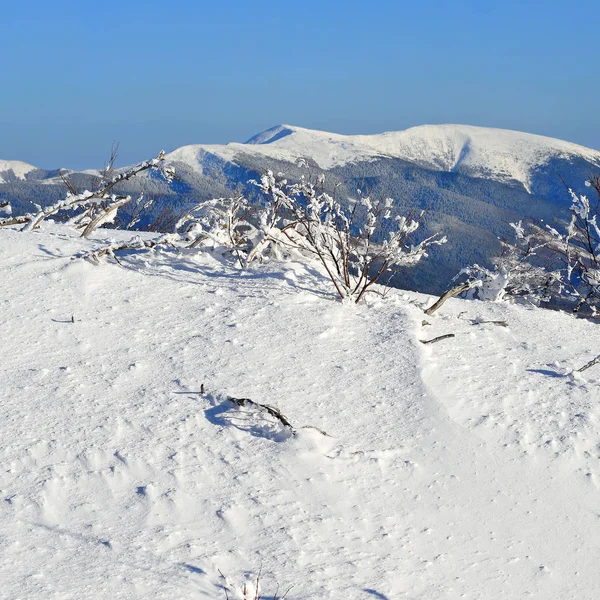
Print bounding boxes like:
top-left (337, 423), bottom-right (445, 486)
top-left (177, 196), bottom-right (255, 267)
top-left (180, 170), bottom-right (446, 302)
top-left (253, 172), bottom-right (446, 303)
top-left (476, 179), bottom-right (600, 315)
top-left (455, 222), bottom-right (561, 304)
top-left (526, 178), bottom-right (600, 314)
top-left (445, 178), bottom-right (600, 315)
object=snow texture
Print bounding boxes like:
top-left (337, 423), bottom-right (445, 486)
top-left (1, 225), bottom-right (600, 599)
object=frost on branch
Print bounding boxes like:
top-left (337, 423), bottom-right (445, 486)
top-left (74, 234), bottom-right (178, 265)
top-left (249, 172), bottom-right (446, 303)
top-left (488, 179), bottom-right (600, 315)
top-left (175, 171), bottom-right (445, 302)
top-left (443, 221), bottom-right (561, 306)
top-left (1, 150), bottom-right (174, 235)
top-left (176, 196), bottom-right (255, 267)
top-left (535, 181), bottom-right (600, 314)
top-left (430, 179), bottom-right (600, 316)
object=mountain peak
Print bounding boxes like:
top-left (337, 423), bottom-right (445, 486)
top-left (245, 125), bottom-right (298, 145)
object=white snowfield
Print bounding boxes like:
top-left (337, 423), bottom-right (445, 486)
top-left (167, 123), bottom-right (600, 192)
top-left (1, 225), bottom-right (600, 599)
top-left (0, 160), bottom-right (37, 184)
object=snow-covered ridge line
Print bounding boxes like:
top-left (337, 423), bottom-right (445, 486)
top-left (4, 124), bottom-right (600, 193)
top-left (167, 123), bottom-right (600, 191)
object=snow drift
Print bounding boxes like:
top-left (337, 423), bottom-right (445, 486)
top-left (1, 224), bottom-right (600, 599)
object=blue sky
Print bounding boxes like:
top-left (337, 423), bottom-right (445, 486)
top-left (2, 0), bottom-right (598, 169)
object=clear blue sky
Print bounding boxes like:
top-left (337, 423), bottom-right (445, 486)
top-left (2, 0), bottom-right (598, 169)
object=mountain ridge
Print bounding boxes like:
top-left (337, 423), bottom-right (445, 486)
top-left (2, 124), bottom-right (600, 192)
top-left (167, 123), bottom-right (600, 193)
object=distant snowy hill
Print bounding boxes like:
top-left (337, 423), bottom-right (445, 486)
top-left (3, 124), bottom-right (600, 293)
top-left (0, 159), bottom-right (37, 184)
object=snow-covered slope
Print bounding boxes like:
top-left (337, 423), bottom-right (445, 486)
top-left (2, 224), bottom-right (600, 599)
top-left (167, 124), bottom-right (600, 192)
top-left (0, 159), bottom-right (37, 183)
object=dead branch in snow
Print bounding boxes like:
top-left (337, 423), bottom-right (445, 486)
top-left (74, 236), bottom-right (175, 265)
top-left (0, 215), bottom-right (31, 227)
top-left (228, 397), bottom-right (295, 433)
top-left (420, 333), bottom-right (456, 344)
top-left (424, 281), bottom-right (477, 315)
top-left (12, 150), bottom-right (174, 234)
top-left (576, 354), bottom-right (600, 373)
top-left (225, 396), bottom-right (331, 437)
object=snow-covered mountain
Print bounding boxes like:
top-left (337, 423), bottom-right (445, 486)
top-left (168, 123), bottom-right (600, 193)
top-left (0, 159), bottom-right (37, 184)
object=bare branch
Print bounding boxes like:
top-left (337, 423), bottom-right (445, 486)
top-left (22, 150), bottom-right (174, 233)
top-left (576, 354), bottom-right (600, 373)
top-left (420, 334), bottom-right (456, 344)
top-left (425, 281), bottom-right (477, 315)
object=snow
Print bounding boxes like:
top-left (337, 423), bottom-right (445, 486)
top-left (0, 159), bottom-right (37, 183)
top-left (166, 124), bottom-right (600, 192)
top-left (1, 224), bottom-right (600, 599)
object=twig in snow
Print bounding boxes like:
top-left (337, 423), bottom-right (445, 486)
top-left (218, 567), bottom-right (293, 600)
top-left (420, 333), bottom-right (456, 344)
top-left (299, 424), bottom-right (332, 437)
top-left (576, 354), bottom-right (600, 373)
top-left (472, 320), bottom-right (509, 328)
top-left (218, 569), bottom-right (230, 600)
top-left (74, 236), bottom-right (175, 264)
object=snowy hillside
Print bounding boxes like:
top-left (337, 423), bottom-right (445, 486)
top-left (0, 159), bottom-right (37, 183)
top-left (169, 123), bottom-right (600, 192)
top-left (2, 224), bottom-right (600, 599)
